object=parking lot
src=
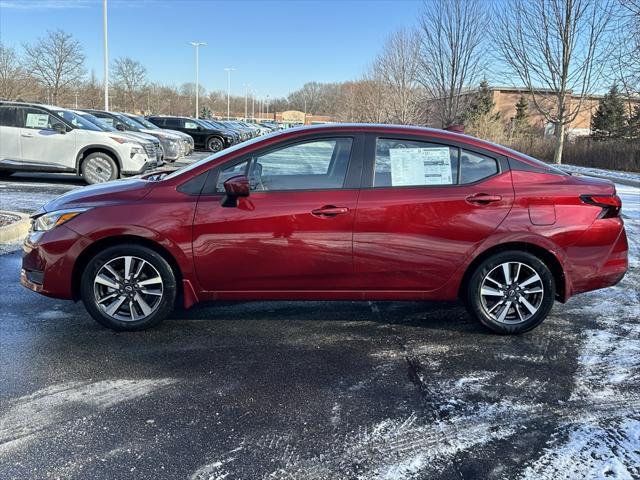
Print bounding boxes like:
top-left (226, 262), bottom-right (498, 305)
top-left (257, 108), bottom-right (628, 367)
top-left (0, 168), bottom-right (638, 479)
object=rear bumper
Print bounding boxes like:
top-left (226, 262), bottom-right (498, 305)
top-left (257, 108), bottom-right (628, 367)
top-left (20, 225), bottom-right (90, 299)
top-left (565, 219), bottom-right (628, 298)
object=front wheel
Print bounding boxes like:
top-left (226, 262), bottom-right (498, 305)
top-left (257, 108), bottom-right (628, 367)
top-left (80, 245), bottom-right (176, 331)
top-left (206, 137), bottom-right (224, 152)
top-left (465, 251), bottom-right (555, 334)
top-left (81, 152), bottom-right (118, 184)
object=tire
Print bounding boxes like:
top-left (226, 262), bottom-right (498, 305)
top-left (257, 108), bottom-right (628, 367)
top-left (465, 250), bottom-right (555, 334)
top-left (206, 136), bottom-right (224, 152)
top-left (80, 244), bottom-right (177, 331)
top-left (81, 152), bottom-right (119, 184)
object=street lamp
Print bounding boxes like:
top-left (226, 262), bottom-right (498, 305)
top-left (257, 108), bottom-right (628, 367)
top-left (251, 89), bottom-right (255, 120)
top-left (103, 0), bottom-right (109, 111)
top-left (265, 95), bottom-right (270, 118)
top-left (189, 41), bottom-right (206, 118)
top-left (243, 83), bottom-right (250, 120)
top-left (224, 67), bottom-right (236, 120)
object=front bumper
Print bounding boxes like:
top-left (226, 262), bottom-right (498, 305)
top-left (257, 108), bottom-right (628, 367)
top-left (21, 225), bottom-right (90, 300)
top-left (122, 158), bottom-right (164, 176)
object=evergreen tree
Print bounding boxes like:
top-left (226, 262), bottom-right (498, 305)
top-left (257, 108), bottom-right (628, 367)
top-left (513, 96), bottom-right (530, 136)
top-left (628, 104), bottom-right (640, 138)
top-left (591, 84), bottom-right (627, 138)
top-left (463, 80), bottom-right (504, 142)
top-left (200, 106), bottom-right (212, 119)
top-left (465, 80), bottom-right (499, 121)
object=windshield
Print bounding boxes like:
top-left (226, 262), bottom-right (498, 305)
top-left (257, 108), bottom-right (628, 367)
top-left (129, 115), bottom-right (159, 129)
top-left (53, 109), bottom-right (103, 131)
top-left (78, 112), bottom-right (117, 132)
top-left (114, 113), bottom-right (144, 130)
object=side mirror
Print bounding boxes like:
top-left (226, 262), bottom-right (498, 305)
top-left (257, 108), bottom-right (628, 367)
top-left (197, 125), bottom-right (204, 131)
top-left (116, 123), bottom-right (126, 131)
top-left (221, 175), bottom-right (250, 207)
top-left (53, 123), bottom-right (66, 134)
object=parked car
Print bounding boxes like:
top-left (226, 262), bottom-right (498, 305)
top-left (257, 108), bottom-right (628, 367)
top-left (147, 116), bottom-right (233, 152)
top-left (73, 110), bottom-right (162, 160)
top-left (198, 119), bottom-right (240, 145)
top-left (21, 124), bottom-right (628, 333)
top-left (122, 113), bottom-right (194, 157)
top-left (85, 110), bottom-right (185, 162)
top-left (80, 109), bottom-right (166, 161)
top-left (0, 101), bottom-right (162, 184)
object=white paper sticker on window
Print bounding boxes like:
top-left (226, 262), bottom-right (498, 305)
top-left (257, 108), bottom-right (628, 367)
top-left (25, 113), bottom-right (50, 129)
top-left (389, 147), bottom-right (452, 186)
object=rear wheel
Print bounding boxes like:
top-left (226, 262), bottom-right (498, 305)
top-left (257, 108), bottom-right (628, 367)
top-left (80, 245), bottom-right (176, 331)
top-left (465, 251), bottom-right (555, 334)
top-left (81, 152), bottom-right (118, 184)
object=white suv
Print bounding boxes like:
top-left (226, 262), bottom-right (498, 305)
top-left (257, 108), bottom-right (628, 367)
top-left (0, 101), bottom-right (163, 184)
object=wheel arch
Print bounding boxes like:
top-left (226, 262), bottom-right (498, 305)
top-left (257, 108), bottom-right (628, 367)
top-left (71, 235), bottom-right (183, 303)
top-left (458, 241), bottom-right (567, 302)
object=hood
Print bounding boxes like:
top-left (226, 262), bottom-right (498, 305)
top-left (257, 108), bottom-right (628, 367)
top-left (125, 131), bottom-right (161, 144)
top-left (140, 129), bottom-right (181, 141)
top-left (163, 129), bottom-right (192, 140)
top-left (40, 178), bottom-right (153, 213)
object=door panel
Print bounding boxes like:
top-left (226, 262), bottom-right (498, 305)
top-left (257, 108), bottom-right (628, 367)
top-left (354, 137), bottom-right (514, 291)
top-left (19, 108), bottom-right (76, 168)
top-left (192, 134), bottom-right (363, 292)
top-left (0, 126), bottom-right (21, 161)
top-left (193, 190), bottom-right (358, 291)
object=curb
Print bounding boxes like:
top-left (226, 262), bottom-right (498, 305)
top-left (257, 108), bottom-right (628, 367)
top-left (0, 211), bottom-right (30, 244)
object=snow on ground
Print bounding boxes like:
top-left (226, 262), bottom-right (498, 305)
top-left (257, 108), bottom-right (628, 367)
top-left (519, 184), bottom-right (640, 479)
top-left (560, 164), bottom-right (640, 185)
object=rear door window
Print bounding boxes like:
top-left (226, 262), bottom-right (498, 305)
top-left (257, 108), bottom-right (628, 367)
top-left (374, 138), bottom-right (458, 187)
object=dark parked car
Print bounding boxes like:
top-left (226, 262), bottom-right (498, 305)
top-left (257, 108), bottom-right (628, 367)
top-left (147, 116), bottom-right (233, 152)
top-left (21, 124), bottom-right (628, 334)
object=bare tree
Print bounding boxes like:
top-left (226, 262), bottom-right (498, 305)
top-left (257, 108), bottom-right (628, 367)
top-left (0, 43), bottom-right (28, 100)
top-left (495, 0), bottom-right (615, 163)
top-left (22, 30), bottom-right (85, 104)
top-left (418, 0), bottom-right (489, 127)
top-left (375, 29), bottom-right (424, 124)
top-left (111, 57), bottom-right (147, 111)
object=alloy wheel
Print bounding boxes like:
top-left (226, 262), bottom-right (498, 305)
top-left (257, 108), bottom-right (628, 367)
top-left (479, 261), bottom-right (544, 324)
top-left (208, 138), bottom-right (223, 152)
top-left (93, 256), bottom-right (164, 322)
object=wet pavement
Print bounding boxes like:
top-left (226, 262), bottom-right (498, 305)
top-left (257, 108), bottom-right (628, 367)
top-left (0, 172), bottom-right (638, 479)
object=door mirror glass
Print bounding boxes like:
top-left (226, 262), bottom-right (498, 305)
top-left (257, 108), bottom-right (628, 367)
top-left (222, 175), bottom-right (250, 207)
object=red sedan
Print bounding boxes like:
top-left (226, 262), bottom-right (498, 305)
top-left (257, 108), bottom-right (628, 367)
top-left (21, 124), bottom-right (628, 334)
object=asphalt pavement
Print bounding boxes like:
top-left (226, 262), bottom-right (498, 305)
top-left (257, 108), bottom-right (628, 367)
top-left (0, 165), bottom-right (638, 479)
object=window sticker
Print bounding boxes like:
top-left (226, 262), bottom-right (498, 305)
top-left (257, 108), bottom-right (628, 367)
top-left (25, 113), bottom-right (50, 129)
top-left (389, 147), bottom-right (453, 186)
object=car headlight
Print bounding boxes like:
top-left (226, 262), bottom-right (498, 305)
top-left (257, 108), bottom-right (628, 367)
top-left (130, 145), bottom-right (145, 157)
top-left (32, 208), bottom-right (91, 232)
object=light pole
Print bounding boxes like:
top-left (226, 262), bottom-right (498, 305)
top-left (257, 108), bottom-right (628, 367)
top-left (243, 83), bottom-right (249, 120)
top-left (189, 41), bottom-right (206, 118)
top-left (103, 0), bottom-right (109, 111)
top-left (74, 91), bottom-right (79, 108)
top-left (224, 67), bottom-right (236, 120)
top-left (265, 95), bottom-right (270, 119)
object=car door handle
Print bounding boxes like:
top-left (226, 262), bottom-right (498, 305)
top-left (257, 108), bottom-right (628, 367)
top-left (466, 193), bottom-right (503, 204)
top-left (311, 206), bottom-right (350, 217)
top-left (21, 133), bottom-right (33, 138)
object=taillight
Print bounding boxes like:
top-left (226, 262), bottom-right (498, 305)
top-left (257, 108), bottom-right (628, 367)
top-left (580, 194), bottom-right (622, 218)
